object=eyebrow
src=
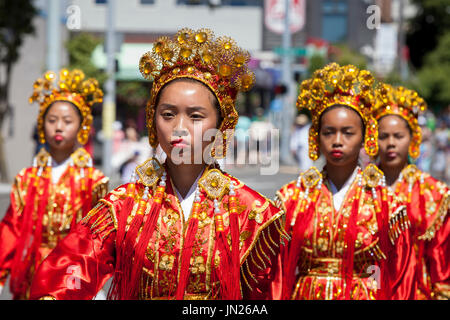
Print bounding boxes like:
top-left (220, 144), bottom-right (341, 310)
top-left (46, 115), bottom-right (75, 119)
top-left (322, 126), bottom-right (355, 130)
top-left (158, 104), bottom-right (208, 112)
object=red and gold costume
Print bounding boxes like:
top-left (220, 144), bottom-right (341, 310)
top-left (29, 28), bottom-right (287, 300)
top-left (30, 161), bottom-right (286, 300)
top-left (374, 84), bottom-right (449, 299)
top-left (276, 63), bottom-right (414, 300)
top-left (0, 69), bottom-right (108, 299)
top-left (276, 166), bottom-right (413, 300)
top-left (0, 147), bottom-right (108, 299)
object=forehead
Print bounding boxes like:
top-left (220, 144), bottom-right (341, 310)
top-left (320, 106), bottom-right (362, 127)
top-left (378, 114), bottom-right (409, 130)
top-left (46, 101), bottom-right (79, 116)
top-left (157, 80), bottom-right (216, 108)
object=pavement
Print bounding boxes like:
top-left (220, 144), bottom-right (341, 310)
top-left (0, 164), bottom-right (300, 299)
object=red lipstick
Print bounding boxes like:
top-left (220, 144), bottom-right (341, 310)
top-left (331, 149), bottom-right (343, 159)
top-left (171, 138), bottom-right (188, 148)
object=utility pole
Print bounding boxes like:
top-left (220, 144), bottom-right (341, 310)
top-left (280, 0), bottom-right (296, 165)
top-left (398, 0), bottom-right (408, 80)
top-left (102, 0), bottom-right (116, 177)
top-left (46, 0), bottom-right (61, 71)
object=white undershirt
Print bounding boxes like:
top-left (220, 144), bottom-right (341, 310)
top-left (173, 171), bottom-right (204, 222)
top-left (51, 157), bottom-right (72, 184)
top-left (328, 166), bottom-right (360, 212)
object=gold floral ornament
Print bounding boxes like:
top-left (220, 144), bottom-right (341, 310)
top-left (29, 68), bottom-right (103, 145)
top-left (296, 63), bottom-right (379, 160)
top-left (139, 28), bottom-right (255, 158)
top-left (362, 163), bottom-right (383, 188)
top-left (198, 168), bottom-right (230, 200)
top-left (135, 157), bottom-right (165, 187)
top-left (373, 83), bottom-right (427, 160)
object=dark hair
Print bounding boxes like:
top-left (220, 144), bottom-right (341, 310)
top-left (318, 104), bottom-right (366, 137)
top-left (154, 78), bottom-right (223, 127)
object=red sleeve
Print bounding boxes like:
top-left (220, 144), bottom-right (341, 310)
top-left (424, 201), bottom-right (449, 299)
top-left (387, 224), bottom-right (416, 300)
top-left (240, 202), bottom-right (288, 300)
top-left (29, 202), bottom-right (116, 300)
top-left (0, 175), bottom-right (24, 285)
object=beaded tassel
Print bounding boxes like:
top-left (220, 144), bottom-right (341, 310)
top-left (175, 185), bottom-right (201, 299)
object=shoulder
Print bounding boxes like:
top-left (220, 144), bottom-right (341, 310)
top-left (90, 167), bottom-right (110, 185)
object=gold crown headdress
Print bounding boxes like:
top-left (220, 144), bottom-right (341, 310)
top-left (29, 68), bottom-right (103, 145)
top-left (374, 83), bottom-right (427, 159)
top-left (297, 63), bottom-right (379, 160)
top-left (139, 27), bottom-right (255, 158)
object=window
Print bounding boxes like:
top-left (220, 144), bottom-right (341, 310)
top-left (140, 0), bottom-right (155, 4)
top-left (95, 0), bottom-right (107, 4)
top-left (322, 0), bottom-right (348, 43)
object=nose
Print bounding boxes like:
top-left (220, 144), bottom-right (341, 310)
top-left (332, 132), bottom-right (343, 148)
top-left (55, 119), bottom-right (64, 132)
top-left (173, 116), bottom-right (188, 137)
top-left (387, 136), bottom-right (396, 148)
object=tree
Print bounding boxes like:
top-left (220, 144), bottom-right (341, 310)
top-left (415, 31), bottom-right (450, 111)
top-left (0, 0), bottom-right (37, 181)
top-left (406, 0), bottom-right (450, 69)
top-left (66, 32), bottom-right (107, 85)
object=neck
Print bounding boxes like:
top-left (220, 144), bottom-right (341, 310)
top-left (166, 160), bottom-right (206, 198)
top-left (379, 162), bottom-right (407, 187)
top-left (49, 147), bottom-right (75, 164)
top-left (326, 160), bottom-right (358, 191)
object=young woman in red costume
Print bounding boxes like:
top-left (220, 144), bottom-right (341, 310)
top-left (375, 83), bottom-right (449, 299)
top-left (275, 63), bottom-right (414, 300)
top-left (0, 69), bottom-right (109, 299)
top-left (29, 28), bottom-right (287, 300)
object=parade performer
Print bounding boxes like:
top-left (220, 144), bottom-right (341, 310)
top-left (276, 63), bottom-right (414, 300)
top-left (29, 28), bottom-right (288, 300)
top-left (0, 69), bottom-right (109, 299)
top-left (375, 83), bottom-right (449, 299)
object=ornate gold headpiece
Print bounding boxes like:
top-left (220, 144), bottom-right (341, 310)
top-left (297, 63), bottom-right (379, 160)
top-left (374, 83), bottom-right (427, 159)
top-left (139, 27), bottom-right (255, 158)
top-left (29, 68), bottom-right (103, 145)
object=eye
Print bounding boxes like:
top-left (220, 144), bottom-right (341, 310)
top-left (161, 111), bottom-right (174, 118)
top-left (190, 113), bottom-right (204, 120)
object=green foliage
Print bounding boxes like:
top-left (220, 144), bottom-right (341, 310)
top-left (416, 31), bottom-right (450, 110)
top-left (329, 44), bottom-right (367, 70)
top-left (406, 0), bottom-right (450, 68)
top-left (65, 32), bottom-right (107, 85)
top-left (0, 0), bottom-right (37, 64)
top-left (307, 54), bottom-right (327, 76)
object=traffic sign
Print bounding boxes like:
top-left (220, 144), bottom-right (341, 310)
top-left (264, 0), bottom-right (306, 34)
top-left (274, 46), bottom-right (306, 56)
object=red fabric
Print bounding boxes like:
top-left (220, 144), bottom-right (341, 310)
top-left (277, 170), bottom-right (415, 300)
top-left (0, 158), bottom-right (108, 299)
top-left (30, 173), bottom-right (285, 300)
top-left (391, 170), bottom-right (449, 299)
